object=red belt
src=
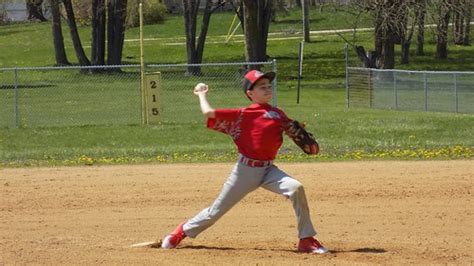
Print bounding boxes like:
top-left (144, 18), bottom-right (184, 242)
top-left (239, 156), bottom-right (273, 168)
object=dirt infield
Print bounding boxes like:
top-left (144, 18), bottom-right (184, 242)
top-left (1, 161), bottom-right (472, 265)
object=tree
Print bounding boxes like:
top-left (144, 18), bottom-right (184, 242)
top-left (91, 0), bottom-right (106, 66)
top-left (182, 0), bottom-right (200, 74)
top-left (399, 1), bottom-right (418, 65)
top-left (372, 1), bottom-right (405, 69)
top-left (370, 0), bottom-right (420, 68)
top-left (464, 1), bottom-right (471, 45)
top-left (435, 0), bottom-right (451, 59)
top-left (357, 1), bottom-right (399, 68)
top-left (273, 0), bottom-right (290, 18)
top-left (415, 0), bottom-right (426, 56)
top-left (373, 3), bottom-right (383, 58)
top-left (453, 0), bottom-right (464, 44)
top-left (27, 0), bottom-right (48, 21)
top-left (127, 0), bottom-right (139, 28)
top-left (242, 0), bottom-right (272, 66)
top-left (49, 0), bottom-right (128, 68)
top-left (453, 0), bottom-right (471, 45)
top-left (62, 0), bottom-right (90, 66)
top-left (229, 0), bottom-right (245, 32)
top-left (50, 0), bottom-right (69, 65)
top-left (107, 0), bottom-right (128, 66)
top-left (302, 0), bottom-right (310, 42)
top-left (182, 0), bottom-right (222, 74)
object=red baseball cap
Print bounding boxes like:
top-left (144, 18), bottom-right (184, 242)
top-left (243, 70), bottom-right (276, 92)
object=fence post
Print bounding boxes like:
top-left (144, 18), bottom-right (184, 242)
top-left (345, 43), bottom-right (349, 108)
top-left (453, 73), bottom-right (458, 113)
top-left (14, 68), bottom-right (20, 128)
top-left (423, 73), bottom-right (428, 111)
top-left (296, 41), bottom-right (304, 104)
top-left (272, 59), bottom-right (278, 107)
top-left (368, 69), bottom-right (373, 108)
top-left (394, 71), bottom-right (398, 110)
top-left (139, 3), bottom-right (147, 125)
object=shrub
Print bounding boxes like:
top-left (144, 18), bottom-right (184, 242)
top-left (127, 0), bottom-right (167, 28)
top-left (143, 0), bottom-right (167, 24)
top-left (71, 0), bottom-right (91, 25)
top-left (0, 6), bottom-right (8, 25)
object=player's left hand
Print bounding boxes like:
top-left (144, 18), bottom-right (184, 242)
top-left (283, 120), bottom-right (320, 155)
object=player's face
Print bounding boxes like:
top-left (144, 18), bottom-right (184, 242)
top-left (248, 78), bottom-right (272, 104)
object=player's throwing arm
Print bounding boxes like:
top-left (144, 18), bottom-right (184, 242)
top-left (193, 83), bottom-right (215, 118)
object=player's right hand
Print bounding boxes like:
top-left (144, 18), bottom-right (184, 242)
top-left (194, 83), bottom-right (208, 95)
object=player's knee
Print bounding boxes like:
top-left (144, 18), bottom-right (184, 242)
top-left (289, 181), bottom-right (304, 196)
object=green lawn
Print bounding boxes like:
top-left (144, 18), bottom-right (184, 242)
top-left (0, 7), bottom-right (473, 166)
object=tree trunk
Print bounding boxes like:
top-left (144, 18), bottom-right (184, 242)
top-left (243, 1), bottom-right (260, 65)
top-left (182, 0), bottom-right (221, 75)
top-left (27, 0), bottom-right (48, 21)
top-left (380, 30), bottom-right (395, 69)
top-left (302, 0), bottom-right (310, 42)
top-left (196, 0), bottom-right (213, 64)
top-left (464, 0), bottom-right (471, 45)
top-left (50, 0), bottom-right (69, 65)
top-left (127, 0), bottom-right (139, 28)
top-left (259, 0), bottom-right (272, 61)
top-left (355, 45), bottom-right (375, 68)
top-left (276, 0), bottom-right (290, 16)
top-left (242, 0), bottom-right (272, 67)
top-left (182, 0), bottom-right (199, 74)
top-left (91, 0), bottom-right (106, 66)
top-left (230, 0), bottom-right (245, 32)
top-left (62, 0), bottom-right (90, 66)
top-left (415, 0), bottom-right (426, 56)
top-left (107, 0), bottom-right (128, 67)
top-left (399, 4), bottom-right (414, 65)
top-left (374, 7), bottom-right (383, 58)
top-left (401, 41), bottom-right (410, 65)
top-left (453, 0), bottom-right (464, 44)
top-left (436, 1), bottom-right (451, 59)
top-left (374, 1), bottom-right (399, 69)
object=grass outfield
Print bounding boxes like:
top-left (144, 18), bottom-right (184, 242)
top-left (2, 86), bottom-right (472, 166)
top-left (0, 7), bottom-right (473, 166)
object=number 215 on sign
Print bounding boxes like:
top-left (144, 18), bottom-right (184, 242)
top-left (145, 73), bottom-right (161, 124)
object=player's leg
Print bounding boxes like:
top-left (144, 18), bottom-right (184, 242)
top-left (184, 162), bottom-right (265, 236)
top-left (261, 165), bottom-right (328, 254)
top-left (161, 162), bottom-right (265, 248)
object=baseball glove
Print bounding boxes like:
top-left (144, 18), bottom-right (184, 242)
top-left (284, 120), bottom-right (320, 155)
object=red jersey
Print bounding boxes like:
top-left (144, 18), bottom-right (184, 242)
top-left (207, 103), bottom-right (290, 161)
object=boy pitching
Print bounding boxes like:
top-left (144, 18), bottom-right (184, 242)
top-left (161, 70), bottom-right (328, 254)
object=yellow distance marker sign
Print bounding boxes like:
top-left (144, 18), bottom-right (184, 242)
top-left (144, 72), bottom-right (162, 124)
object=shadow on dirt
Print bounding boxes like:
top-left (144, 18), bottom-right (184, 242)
top-left (181, 245), bottom-right (236, 251)
top-left (181, 245), bottom-right (387, 254)
top-left (331, 248), bottom-right (387, 253)
top-left (182, 245), bottom-right (296, 252)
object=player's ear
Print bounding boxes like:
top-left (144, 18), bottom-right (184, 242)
top-left (246, 90), bottom-right (253, 99)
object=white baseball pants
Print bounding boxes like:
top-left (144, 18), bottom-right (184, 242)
top-left (183, 156), bottom-right (317, 239)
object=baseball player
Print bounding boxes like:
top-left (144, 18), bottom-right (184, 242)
top-left (161, 70), bottom-right (328, 254)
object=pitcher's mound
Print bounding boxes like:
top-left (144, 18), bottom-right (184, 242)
top-left (130, 241), bottom-right (161, 248)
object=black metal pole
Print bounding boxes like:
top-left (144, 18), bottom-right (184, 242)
top-left (297, 41), bottom-right (304, 104)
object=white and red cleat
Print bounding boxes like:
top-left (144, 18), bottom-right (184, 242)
top-left (297, 237), bottom-right (328, 254)
top-left (161, 222), bottom-right (187, 249)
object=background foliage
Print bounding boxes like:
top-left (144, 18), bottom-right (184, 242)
top-left (0, 6), bottom-right (473, 166)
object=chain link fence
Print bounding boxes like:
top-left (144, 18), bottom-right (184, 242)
top-left (346, 67), bottom-right (474, 114)
top-left (0, 61), bottom-right (276, 128)
top-left (344, 45), bottom-right (474, 114)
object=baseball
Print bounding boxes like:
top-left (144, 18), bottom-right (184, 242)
top-left (194, 83), bottom-right (208, 93)
top-left (196, 83), bottom-right (207, 89)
